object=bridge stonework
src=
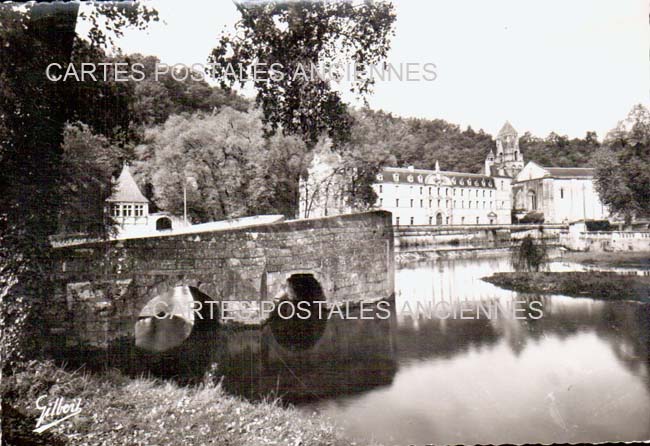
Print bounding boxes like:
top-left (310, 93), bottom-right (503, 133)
top-left (49, 211), bottom-right (394, 349)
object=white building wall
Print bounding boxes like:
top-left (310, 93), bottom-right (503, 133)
top-left (374, 181), bottom-right (505, 226)
top-left (493, 177), bottom-right (513, 224)
top-left (545, 179), bottom-right (608, 223)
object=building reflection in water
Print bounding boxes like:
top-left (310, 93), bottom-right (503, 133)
top-left (307, 255), bottom-right (650, 445)
top-left (71, 253), bottom-right (650, 444)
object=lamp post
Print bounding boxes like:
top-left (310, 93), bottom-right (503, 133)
top-left (182, 176), bottom-right (197, 226)
top-left (183, 181), bottom-right (188, 225)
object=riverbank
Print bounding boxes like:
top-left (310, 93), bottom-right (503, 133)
top-left (1, 361), bottom-right (364, 446)
top-left (483, 271), bottom-right (650, 303)
top-left (554, 251), bottom-right (650, 269)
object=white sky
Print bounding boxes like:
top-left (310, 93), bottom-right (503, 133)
top-left (79, 0), bottom-right (650, 139)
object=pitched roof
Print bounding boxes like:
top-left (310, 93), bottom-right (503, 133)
top-left (379, 166), bottom-right (496, 188)
top-left (497, 121), bottom-right (517, 138)
top-left (543, 167), bottom-right (595, 178)
top-left (106, 165), bottom-right (149, 203)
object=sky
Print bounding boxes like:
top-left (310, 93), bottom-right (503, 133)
top-left (78, 0), bottom-right (650, 139)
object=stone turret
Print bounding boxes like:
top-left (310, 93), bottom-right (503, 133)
top-left (485, 121), bottom-right (524, 177)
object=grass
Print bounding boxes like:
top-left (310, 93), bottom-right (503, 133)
top-left (2, 360), bottom-right (364, 446)
top-left (483, 271), bottom-right (650, 303)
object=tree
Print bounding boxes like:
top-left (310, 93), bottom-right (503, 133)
top-left (135, 108), bottom-right (309, 222)
top-left (519, 130), bottom-right (600, 168)
top-left (58, 123), bottom-right (123, 236)
top-left (124, 53), bottom-right (251, 130)
top-left (247, 132), bottom-right (310, 217)
top-left (594, 104), bottom-right (650, 224)
top-left (209, 1), bottom-right (396, 145)
top-left (511, 235), bottom-right (548, 272)
top-left (0, 2), bottom-right (157, 369)
top-left (341, 109), bottom-right (397, 208)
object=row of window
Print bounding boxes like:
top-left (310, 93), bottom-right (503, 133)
top-left (378, 184), bottom-right (497, 198)
top-left (395, 216), bottom-right (494, 225)
top-left (378, 173), bottom-right (497, 188)
top-left (382, 198), bottom-right (505, 210)
top-left (111, 203), bottom-right (145, 217)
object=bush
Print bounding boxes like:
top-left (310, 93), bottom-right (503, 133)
top-left (519, 212), bottom-right (545, 224)
top-left (511, 235), bottom-right (548, 272)
top-left (584, 220), bottom-right (612, 231)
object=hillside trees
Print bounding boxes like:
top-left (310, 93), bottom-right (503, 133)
top-left (519, 131), bottom-right (600, 167)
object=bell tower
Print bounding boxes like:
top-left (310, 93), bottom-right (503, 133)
top-left (485, 121), bottom-right (524, 177)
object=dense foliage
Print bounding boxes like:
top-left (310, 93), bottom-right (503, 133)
top-left (594, 104), bottom-right (650, 223)
top-left (134, 109), bottom-right (309, 222)
top-left (209, 0), bottom-right (396, 145)
top-left (519, 131), bottom-right (600, 168)
top-left (0, 2), bottom-right (158, 369)
top-left (511, 235), bottom-right (549, 272)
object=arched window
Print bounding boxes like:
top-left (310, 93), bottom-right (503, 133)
top-left (436, 213), bottom-right (443, 225)
top-left (156, 217), bottom-right (173, 231)
top-left (527, 191), bottom-right (537, 210)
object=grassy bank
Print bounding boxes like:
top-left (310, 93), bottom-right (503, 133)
top-left (483, 271), bottom-right (650, 303)
top-left (1, 361), bottom-right (363, 446)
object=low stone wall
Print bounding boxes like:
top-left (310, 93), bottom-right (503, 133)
top-left (394, 224), bottom-right (565, 252)
top-left (561, 230), bottom-right (650, 252)
top-left (49, 211), bottom-right (394, 349)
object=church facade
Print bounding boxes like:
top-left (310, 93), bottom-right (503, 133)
top-left (511, 162), bottom-right (608, 224)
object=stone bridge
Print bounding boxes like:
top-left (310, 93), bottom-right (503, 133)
top-left (49, 211), bottom-right (394, 350)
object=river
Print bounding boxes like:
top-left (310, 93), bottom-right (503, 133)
top-left (303, 254), bottom-right (650, 445)
top-left (138, 252), bottom-right (650, 445)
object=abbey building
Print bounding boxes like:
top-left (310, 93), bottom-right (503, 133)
top-left (299, 122), bottom-right (609, 225)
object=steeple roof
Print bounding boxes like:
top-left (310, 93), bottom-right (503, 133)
top-left (497, 121), bottom-right (517, 138)
top-left (106, 165), bottom-right (149, 203)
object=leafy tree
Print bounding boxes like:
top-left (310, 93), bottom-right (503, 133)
top-left (511, 235), bottom-right (548, 272)
top-left (247, 132), bottom-right (310, 217)
top-left (123, 53), bottom-right (250, 129)
top-left (209, 0), bottom-right (396, 145)
top-left (594, 104), bottom-right (650, 224)
top-left (58, 123), bottom-right (123, 236)
top-left (341, 109), bottom-right (397, 208)
top-left (135, 108), bottom-right (309, 222)
top-left (0, 2), bottom-right (157, 369)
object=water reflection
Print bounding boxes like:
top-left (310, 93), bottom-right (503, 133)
top-left (63, 254), bottom-right (650, 445)
top-left (216, 307), bottom-right (397, 403)
top-left (307, 255), bottom-right (650, 445)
